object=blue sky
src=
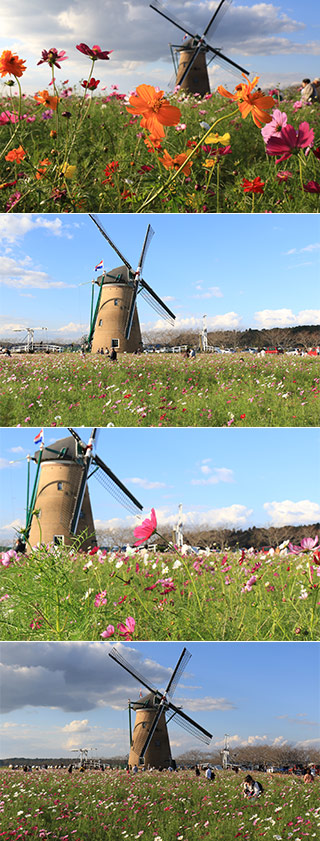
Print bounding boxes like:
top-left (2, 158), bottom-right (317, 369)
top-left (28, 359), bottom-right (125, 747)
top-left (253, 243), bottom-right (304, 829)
top-left (0, 426), bottom-right (319, 543)
top-left (0, 1), bottom-right (319, 92)
top-left (1, 641), bottom-right (319, 758)
top-left (1, 214), bottom-right (319, 340)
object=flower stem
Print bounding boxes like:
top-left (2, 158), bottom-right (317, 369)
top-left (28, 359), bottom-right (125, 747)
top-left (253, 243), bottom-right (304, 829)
top-left (138, 107), bottom-right (239, 212)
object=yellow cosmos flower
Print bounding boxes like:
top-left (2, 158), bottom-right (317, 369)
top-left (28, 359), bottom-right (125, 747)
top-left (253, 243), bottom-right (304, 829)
top-left (61, 163), bottom-right (76, 179)
top-left (202, 158), bottom-right (216, 169)
top-left (205, 132), bottom-right (230, 145)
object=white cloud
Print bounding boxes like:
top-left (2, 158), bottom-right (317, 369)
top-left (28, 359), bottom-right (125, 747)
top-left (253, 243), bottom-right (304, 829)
top-left (62, 719), bottom-right (90, 733)
top-left (193, 287), bottom-right (223, 300)
top-left (0, 518), bottom-right (24, 541)
top-left (0, 256), bottom-right (71, 290)
top-left (125, 477), bottom-right (166, 489)
top-left (176, 696), bottom-right (236, 712)
top-left (143, 312), bottom-right (242, 332)
top-left (284, 243), bottom-right (320, 255)
top-left (0, 215), bottom-right (65, 243)
top-left (55, 322), bottom-right (88, 333)
top-left (254, 308), bottom-right (320, 328)
top-left (192, 466), bottom-right (234, 486)
top-left (264, 499), bottom-right (320, 526)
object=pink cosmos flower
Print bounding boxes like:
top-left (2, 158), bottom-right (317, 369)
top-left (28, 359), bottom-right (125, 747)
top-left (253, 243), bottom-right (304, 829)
top-left (100, 624), bottom-right (114, 638)
top-left (37, 49), bottom-right (68, 68)
top-left (94, 590), bottom-right (107, 607)
top-left (266, 121), bottom-right (314, 163)
top-left (134, 508), bottom-right (157, 545)
top-left (76, 44), bottom-right (112, 61)
top-left (261, 109), bottom-right (287, 142)
top-left (276, 170), bottom-right (292, 182)
top-left (0, 110), bottom-right (19, 124)
top-left (288, 536), bottom-right (318, 554)
top-left (117, 616), bottom-right (136, 640)
top-left (293, 100), bottom-right (303, 111)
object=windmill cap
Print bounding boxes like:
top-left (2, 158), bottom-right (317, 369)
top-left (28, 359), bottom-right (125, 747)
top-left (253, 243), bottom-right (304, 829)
top-left (98, 265), bottom-right (131, 284)
top-left (34, 435), bottom-right (79, 461)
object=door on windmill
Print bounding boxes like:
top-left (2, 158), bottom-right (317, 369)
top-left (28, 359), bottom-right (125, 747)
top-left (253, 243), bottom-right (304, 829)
top-left (53, 535), bottom-right (65, 546)
top-left (111, 339), bottom-right (119, 348)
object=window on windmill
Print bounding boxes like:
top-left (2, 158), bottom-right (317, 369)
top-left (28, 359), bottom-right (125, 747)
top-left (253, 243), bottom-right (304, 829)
top-left (142, 722), bottom-right (146, 728)
top-left (114, 298), bottom-right (118, 306)
top-left (79, 510), bottom-right (84, 519)
top-left (53, 535), bottom-right (64, 546)
top-left (98, 319), bottom-right (103, 327)
top-left (155, 740), bottom-right (161, 747)
top-left (111, 338), bottom-right (119, 348)
top-left (57, 481), bottom-right (63, 490)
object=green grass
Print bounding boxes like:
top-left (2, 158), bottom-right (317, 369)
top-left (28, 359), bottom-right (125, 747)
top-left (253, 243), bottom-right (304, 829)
top-left (1, 543), bottom-right (319, 641)
top-left (1, 353), bottom-right (319, 427)
top-left (1, 79), bottom-right (319, 212)
top-left (1, 767), bottom-right (319, 840)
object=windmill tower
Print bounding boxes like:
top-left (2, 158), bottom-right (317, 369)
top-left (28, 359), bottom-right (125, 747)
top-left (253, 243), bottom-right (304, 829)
top-left (221, 733), bottom-right (230, 769)
top-left (150, 0), bottom-right (249, 95)
top-left (23, 428), bottom-right (142, 551)
top-left (173, 503), bottom-right (184, 549)
top-left (109, 647), bottom-right (212, 769)
top-left (87, 214), bottom-right (175, 354)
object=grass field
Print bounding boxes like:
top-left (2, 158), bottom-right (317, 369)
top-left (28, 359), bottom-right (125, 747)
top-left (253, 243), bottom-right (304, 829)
top-left (1, 70), bottom-right (319, 213)
top-left (1, 353), bottom-right (319, 428)
top-left (1, 767), bottom-right (319, 840)
top-left (1, 543), bottom-right (319, 641)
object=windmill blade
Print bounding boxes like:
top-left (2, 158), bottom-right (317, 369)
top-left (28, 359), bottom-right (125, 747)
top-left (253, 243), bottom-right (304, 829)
top-left (165, 647), bottom-right (191, 699)
top-left (89, 214), bottom-right (132, 271)
top-left (176, 42), bottom-right (203, 89)
top-left (125, 286), bottom-right (139, 340)
top-left (167, 700), bottom-right (212, 744)
top-left (203, 0), bottom-right (231, 38)
top-left (108, 649), bottom-right (158, 694)
top-left (150, 2), bottom-right (195, 40)
top-left (139, 278), bottom-right (175, 323)
top-left (93, 453), bottom-right (143, 513)
top-left (207, 43), bottom-right (248, 75)
top-left (137, 224), bottom-right (155, 275)
top-left (139, 703), bottom-right (167, 758)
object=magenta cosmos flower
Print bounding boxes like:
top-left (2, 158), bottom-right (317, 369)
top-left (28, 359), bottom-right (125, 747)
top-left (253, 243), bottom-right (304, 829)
top-left (261, 108), bottom-right (288, 142)
top-left (37, 48), bottom-right (68, 68)
top-left (303, 180), bottom-right (320, 193)
top-left (76, 43), bottom-right (112, 60)
top-left (266, 121), bottom-right (314, 163)
top-left (134, 508), bottom-right (157, 545)
top-left (288, 536), bottom-right (318, 554)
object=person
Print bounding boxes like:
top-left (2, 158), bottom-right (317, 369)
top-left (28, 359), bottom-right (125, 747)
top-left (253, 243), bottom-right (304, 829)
top-left (312, 79), bottom-right (320, 102)
top-left (67, 764), bottom-right (73, 774)
top-left (132, 764), bottom-right (138, 774)
top-left (105, 347), bottom-right (110, 356)
top-left (195, 765), bottom-right (200, 777)
top-left (243, 774), bottom-right (263, 798)
top-left (303, 770), bottom-right (313, 784)
top-left (301, 79), bottom-right (317, 104)
top-left (110, 347), bottom-right (117, 361)
top-left (205, 766), bottom-right (215, 780)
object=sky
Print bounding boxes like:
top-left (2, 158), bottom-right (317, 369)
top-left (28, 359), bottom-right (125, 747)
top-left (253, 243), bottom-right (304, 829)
top-left (0, 213), bottom-right (319, 341)
top-left (0, 426), bottom-right (319, 544)
top-left (1, 641), bottom-right (319, 759)
top-left (0, 0), bottom-right (319, 93)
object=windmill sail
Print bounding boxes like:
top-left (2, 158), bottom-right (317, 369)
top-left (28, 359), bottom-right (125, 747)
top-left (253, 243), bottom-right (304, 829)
top-left (92, 453), bottom-right (143, 514)
top-left (89, 214), bottom-right (131, 270)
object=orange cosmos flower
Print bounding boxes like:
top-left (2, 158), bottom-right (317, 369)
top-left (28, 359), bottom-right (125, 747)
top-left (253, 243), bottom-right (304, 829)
top-left (217, 74), bottom-right (274, 128)
top-left (144, 135), bottom-right (163, 152)
top-left (35, 158), bottom-right (51, 180)
top-left (127, 84), bottom-right (181, 139)
top-left (0, 49), bottom-right (26, 78)
top-left (159, 149), bottom-right (193, 177)
top-left (5, 146), bottom-right (27, 163)
top-left (34, 90), bottom-right (59, 111)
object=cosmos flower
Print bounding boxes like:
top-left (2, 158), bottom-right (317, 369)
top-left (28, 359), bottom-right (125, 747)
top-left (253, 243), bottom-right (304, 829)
top-left (134, 508), bottom-right (157, 545)
top-left (126, 84), bottom-right (181, 139)
top-left (81, 78), bottom-right (100, 90)
top-left (5, 146), bottom-right (26, 162)
top-left (241, 176), bottom-right (265, 194)
top-left (261, 109), bottom-right (288, 142)
top-left (34, 90), bottom-right (59, 111)
top-left (159, 149), bottom-right (193, 176)
top-left (76, 44), bottom-right (112, 60)
top-left (266, 122), bottom-right (314, 163)
top-left (37, 48), bottom-right (68, 68)
top-left (0, 49), bottom-right (26, 78)
top-left (303, 180), bottom-right (320, 193)
top-left (217, 75), bottom-right (274, 128)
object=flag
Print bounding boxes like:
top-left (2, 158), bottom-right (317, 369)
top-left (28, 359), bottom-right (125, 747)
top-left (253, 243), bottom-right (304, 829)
top-left (95, 260), bottom-right (104, 271)
top-left (34, 428), bottom-right (44, 445)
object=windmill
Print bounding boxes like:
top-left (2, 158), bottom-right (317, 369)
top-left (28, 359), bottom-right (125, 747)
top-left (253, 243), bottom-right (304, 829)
top-left (173, 502), bottom-right (184, 549)
top-left (20, 428), bottom-right (142, 551)
top-left (86, 214), bottom-right (176, 354)
top-left (221, 733), bottom-right (230, 769)
top-left (150, 0), bottom-right (249, 96)
top-left (12, 326), bottom-right (47, 352)
top-left (109, 646), bottom-right (212, 769)
top-left (200, 315), bottom-right (208, 352)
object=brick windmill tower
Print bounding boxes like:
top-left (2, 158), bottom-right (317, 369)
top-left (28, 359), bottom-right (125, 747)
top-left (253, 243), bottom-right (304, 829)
top-left (109, 647), bottom-right (212, 769)
top-left (150, 0), bottom-right (248, 96)
top-left (87, 214), bottom-right (175, 354)
top-left (22, 428), bottom-right (142, 551)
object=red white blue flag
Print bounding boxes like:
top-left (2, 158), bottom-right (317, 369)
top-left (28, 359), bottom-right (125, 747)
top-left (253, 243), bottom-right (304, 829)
top-left (34, 428), bottom-right (44, 445)
top-left (95, 260), bottom-right (104, 271)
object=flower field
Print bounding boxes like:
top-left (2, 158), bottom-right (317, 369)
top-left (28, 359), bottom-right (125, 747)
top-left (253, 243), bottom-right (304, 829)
top-left (1, 46), bottom-right (319, 212)
top-left (1, 541), bottom-right (319, 641)
top-left (1, 767), bottom-right (319, 840)
top-left (1, 353), bottom-right (319, 428)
